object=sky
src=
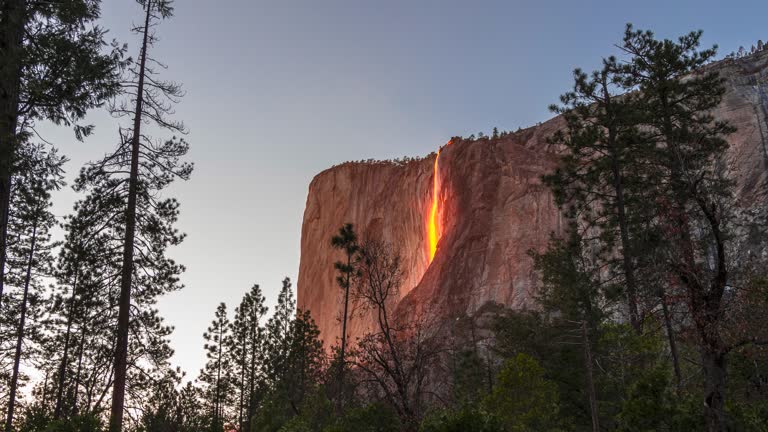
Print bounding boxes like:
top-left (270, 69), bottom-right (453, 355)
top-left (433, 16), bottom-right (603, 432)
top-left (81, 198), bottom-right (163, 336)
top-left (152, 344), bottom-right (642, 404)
top-left (38, 0), bottom-right (768, 381)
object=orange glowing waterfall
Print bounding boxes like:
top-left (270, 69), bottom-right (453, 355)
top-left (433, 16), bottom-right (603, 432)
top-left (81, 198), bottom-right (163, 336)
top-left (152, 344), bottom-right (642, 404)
top-left (428, 141), bottom-right (450, 262)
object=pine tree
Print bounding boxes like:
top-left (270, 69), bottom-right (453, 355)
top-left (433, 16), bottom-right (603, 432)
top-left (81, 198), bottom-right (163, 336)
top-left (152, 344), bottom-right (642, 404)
top-left (137, 367), bottom-right (184, 432)
top-left (82, 2), bottom-right (191, 430)
top-left (244, 285), bottom-right (268, 431)
top-left (546, 57), bottom-right (654, 333)
top-left (40, 192), bottom-right (124, 419)
top-left (200, 303), bottom-right (233, 432)
top-left (49, 204), bottom-right (104, 420)
top-left (283, 310), bottom-right (324, 414)
top-left (228, 284), bottom-right (268, 432)
top-left (55, 90), bottom-right (188, 427)
top-left (331, 223), bottom-right (359, 410)
top-left (229, 297), bottom-right (250, 432)
top-left (264, 278), bottom-right (297, 388)
top-left (0, 0), bottom-right (123, 310)
top-left (177, 382), bottom-right (209, 432)
top-left (3, 143), bottom-right (65, 431)
top-left (531, 227), bottom-right (607, 429)
top-left (250, 281), bottom-right (326, 431)
top-left (619, 25), bottom-right (737, 431)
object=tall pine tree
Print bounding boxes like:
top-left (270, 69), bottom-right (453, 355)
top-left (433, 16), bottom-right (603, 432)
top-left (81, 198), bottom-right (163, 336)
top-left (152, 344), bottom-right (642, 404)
top-left (3, 142), bottom-right (65, 431)
top-left (0, 0), bottom-right (123, 311)
top-left (331, 223), bottom-right (359, 411)
top-left (200, 303), bottom-right (233, 432)
top-left (77, 1), bottom-right (192, 430)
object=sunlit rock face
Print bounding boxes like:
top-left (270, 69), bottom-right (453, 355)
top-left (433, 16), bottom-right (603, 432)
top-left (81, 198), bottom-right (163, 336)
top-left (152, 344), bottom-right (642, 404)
top-left (297, 158), bottom-right (435, 343)
top-left (297, 50), bottom-right (768, 347)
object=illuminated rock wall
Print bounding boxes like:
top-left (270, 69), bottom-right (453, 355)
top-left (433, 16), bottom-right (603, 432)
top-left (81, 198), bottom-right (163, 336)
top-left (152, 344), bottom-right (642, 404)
top-left (297, 51), bottom-right (768, 347)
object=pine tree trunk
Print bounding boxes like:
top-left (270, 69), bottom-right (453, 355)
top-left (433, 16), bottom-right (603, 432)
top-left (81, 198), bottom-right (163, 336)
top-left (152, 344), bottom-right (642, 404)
top-left (109, 2), bottom-right (152, 431)
top-left (0, 0), bottom-right (26, 311)
top-left (582, 320), bottom-right (600, 432)
top-left (54, 266), bottom-right (80, 419)
top-left (4, 221), bottom-right (38, 432)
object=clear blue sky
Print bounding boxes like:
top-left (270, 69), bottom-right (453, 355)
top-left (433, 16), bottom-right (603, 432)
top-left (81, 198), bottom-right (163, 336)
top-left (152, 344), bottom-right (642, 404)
top-left (40, 0), bottom-right (768, 381)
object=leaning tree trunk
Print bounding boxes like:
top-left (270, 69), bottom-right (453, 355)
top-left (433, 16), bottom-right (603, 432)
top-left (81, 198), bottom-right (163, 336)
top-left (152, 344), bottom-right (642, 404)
top-left (108, 2), bottom-right (151, 431)
top-left (4, 220), bottom-right (38, 432)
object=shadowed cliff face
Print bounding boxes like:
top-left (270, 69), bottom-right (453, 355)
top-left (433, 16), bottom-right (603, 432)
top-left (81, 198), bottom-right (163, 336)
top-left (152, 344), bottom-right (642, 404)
top-left (297, 50), bottom-right (768, 347)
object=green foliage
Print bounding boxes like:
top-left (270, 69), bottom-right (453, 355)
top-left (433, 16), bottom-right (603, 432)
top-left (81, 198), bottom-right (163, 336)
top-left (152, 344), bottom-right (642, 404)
top-left (616, 367), bottom-right (697, 431)
top-left (451, 348), bottom-right (489, 405)
top-left (42, 415), bottom-right (102, 432)
top-left (532, 229), bottom-right (607, 324)
top-left (251, 390), bottom-right (294, 432)
top-left (492, 310), bottom-right (684, 430)
top-left (728, 401), bottom-right (768, 432)
top-left (324, 403), bottom-right (401, 432)
top-left (595, 322), bottom-right (667, 419)
top-left (482, 353), bottom-right (561, 432)
top-left (3, 0), bottom-right (124, 144)
top-left (278, 390), bottom-right (334, 432)
top-left (18, 412), bottom-right (103, 432)
top-left (420, 407), bottom-right (502, 432)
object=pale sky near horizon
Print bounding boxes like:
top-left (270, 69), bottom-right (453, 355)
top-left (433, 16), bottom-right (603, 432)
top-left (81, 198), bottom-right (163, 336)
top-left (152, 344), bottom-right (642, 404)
top-left (37, 0), bottom-right (767, 382)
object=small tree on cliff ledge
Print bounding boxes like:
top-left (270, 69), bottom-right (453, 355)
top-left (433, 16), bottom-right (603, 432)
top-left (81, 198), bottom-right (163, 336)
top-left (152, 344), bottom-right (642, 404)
top-left (331, 223), bottom-right (359, 411)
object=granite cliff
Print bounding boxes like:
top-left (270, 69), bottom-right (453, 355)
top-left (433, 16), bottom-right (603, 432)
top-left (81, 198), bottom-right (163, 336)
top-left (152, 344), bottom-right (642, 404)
top-left (297, 50), bottom-right (768, 347)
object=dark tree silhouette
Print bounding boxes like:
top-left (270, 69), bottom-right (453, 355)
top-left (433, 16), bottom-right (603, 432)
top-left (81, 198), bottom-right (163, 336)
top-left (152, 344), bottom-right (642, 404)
top-left (99, 1), bottom-right (190, 430)
top-left (0, 0), bottom-right (122, 311)
top-left (331, 223), bottom-right (359, 411)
